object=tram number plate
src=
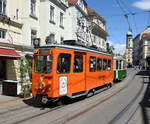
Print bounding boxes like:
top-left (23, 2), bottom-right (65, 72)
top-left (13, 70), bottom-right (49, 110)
top-left (59, 76), bottom-right (67, 95)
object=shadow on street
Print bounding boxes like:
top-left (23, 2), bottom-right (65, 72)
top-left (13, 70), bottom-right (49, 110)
top-left (137, 70), bottom-right (150, 124)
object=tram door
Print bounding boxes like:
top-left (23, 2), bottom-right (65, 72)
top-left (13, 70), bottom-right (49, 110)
top-left (56, 52), bottom-right (86, 97)
top-left (70, 52), bottom-right (86, 94)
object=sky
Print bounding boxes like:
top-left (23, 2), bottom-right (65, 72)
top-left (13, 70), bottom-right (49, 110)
top-left (86, 0), bottom-right (150, 55)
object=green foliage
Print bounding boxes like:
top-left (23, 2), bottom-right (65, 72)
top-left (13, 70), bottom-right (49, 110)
top-left (107, 45), bottom-right (115, 55)
top-left (19, 87), bottom-right (32, 98)
top-left (20, 57), bottom-right (32, 84)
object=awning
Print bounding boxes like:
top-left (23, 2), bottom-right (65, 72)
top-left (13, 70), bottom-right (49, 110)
top-left (0, 48), bottom-right (21, 59)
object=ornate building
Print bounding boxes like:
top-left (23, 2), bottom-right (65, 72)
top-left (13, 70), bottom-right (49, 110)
top-left (125, 30), bottom-right (133, 67)
top-left (87, 7), bottom-right (108, 51)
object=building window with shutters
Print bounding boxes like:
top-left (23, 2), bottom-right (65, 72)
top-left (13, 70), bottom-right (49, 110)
top-left (50, 6), bottom-right (55, 23)
top-left (60, 37), bottom-right (63, 42)
top-left (46, 33), bottom-right (55, 44)
top-left (60, 12), bottom-right (64, 27)
top-left (0, 0), bottom-right (6, 15)
top-left (31, 0), bottom-right (36, 16)
top-left (0, 29), bottom-right (6, 39)
top-left (31, 30), bottom-right (37, 46)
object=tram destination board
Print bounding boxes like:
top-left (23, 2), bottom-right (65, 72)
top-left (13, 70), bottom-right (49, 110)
top-left (39, 49), bottom-right (50, 54)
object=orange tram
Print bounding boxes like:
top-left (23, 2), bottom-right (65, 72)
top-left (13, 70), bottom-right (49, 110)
top-left (32, 40), bottom-right (113, 104)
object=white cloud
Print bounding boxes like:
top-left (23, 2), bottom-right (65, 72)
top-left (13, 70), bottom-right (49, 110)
top-left (133, 0), bottom-right (150, 10)
top-left (114, 43), bottom-right (126, 55)
top-left (107, 41), bottom-right (126, 55)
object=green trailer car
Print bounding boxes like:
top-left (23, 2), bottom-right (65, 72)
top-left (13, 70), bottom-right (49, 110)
top-left (113, 56), bottom-right (127, 81)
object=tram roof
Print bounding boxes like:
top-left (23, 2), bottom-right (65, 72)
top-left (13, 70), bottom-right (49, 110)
top-left (38, 44), bottom-right (112, 57)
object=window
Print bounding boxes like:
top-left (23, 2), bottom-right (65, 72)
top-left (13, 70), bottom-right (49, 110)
top-left (31, 0), bottom-right (36, 16)
top-left (0, 29), bottom-right (6, 39)
top-left (74, 55), bottom-right (83, 73)
top-left (89, 56), bottom-right (96, 72)
top-left (108, 59), bottom-right (111, 70)
top-left (50, 6), bottom-right (54, 22)
top-left (103, 59), bottom-right (107, 70)
top-left (60, 12), bottom-right (63, 26)
top-left (60, 37), bottom-right (63, 42)
top-left (34, 55), bottom-right (53, 74)
top-left (147, 46), bottom-right (150, 51)
top-left (116, 60), bottom-right (118, 70)
top-left (31, 30), bottom-right (37, 46)
top-left (0, 0), bottom-right (6, 15)
top-left (57, 53), bottom-right (71, 73)
top-left (97, 58), bottom-right (102, 71)
top-left (46, 33), bottom-right (55, 44)
top-left (119, 60), bottom-right (122, 69)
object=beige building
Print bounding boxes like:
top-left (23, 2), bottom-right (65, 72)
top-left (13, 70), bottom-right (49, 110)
top-left (0, 0), bottom-right (23, 83)
top-left (125, 30), bottom-right (133, 67)
top-left (133, 26), bottom-right (150, 68)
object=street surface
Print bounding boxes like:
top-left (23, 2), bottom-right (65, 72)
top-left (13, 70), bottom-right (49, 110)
top-left (0, 68), bottom-right (149, 124)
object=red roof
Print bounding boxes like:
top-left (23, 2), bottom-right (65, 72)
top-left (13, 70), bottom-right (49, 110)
top-left (0, 48), bottom-right (21, 59)
top-left (68, 0), bottom-right (78, 4)
top-left (88, 7), bottom-right (106, 24)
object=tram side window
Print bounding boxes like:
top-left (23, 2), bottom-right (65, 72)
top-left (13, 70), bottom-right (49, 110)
top-left (57, 53), bottom-right (71, 73)
top-left (123, 61), bottom-right (126, 69)
top-left (89, 56), bottom-right (96, 72)
top-left (116, 60), bottom-right (118, 70)
top-left (73, 55), bottom-right (83, 73)
top-left (108, 59), bottom-right (111, 70)
top-left (97, 58), bottom-right (102, 71)
top-left (103, 59), bottom-right (107, 70)
top-left (119, 60), bottom-right (122, 69)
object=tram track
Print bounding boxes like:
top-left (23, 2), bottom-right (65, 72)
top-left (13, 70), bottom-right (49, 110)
top-left (64, 69), bottom-right (138, 123)
top-left (0, 69), bottom-right (137, 124)
top-left (108, 74), bottom-right (144, 124)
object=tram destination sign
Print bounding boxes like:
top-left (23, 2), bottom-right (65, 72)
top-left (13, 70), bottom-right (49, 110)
top-left (39, 49), bottom-right (50, 54)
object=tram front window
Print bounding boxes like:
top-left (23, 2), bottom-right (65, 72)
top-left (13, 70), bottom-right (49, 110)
top-left (34, 55), bottom-right (53, 73)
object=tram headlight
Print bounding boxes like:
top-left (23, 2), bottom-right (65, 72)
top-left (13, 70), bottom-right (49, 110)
top-left (39, 82), bottom-right (44, 89)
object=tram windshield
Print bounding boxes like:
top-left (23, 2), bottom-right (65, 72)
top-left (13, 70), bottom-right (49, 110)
top-left (34, 55), bottom-right (53, 73)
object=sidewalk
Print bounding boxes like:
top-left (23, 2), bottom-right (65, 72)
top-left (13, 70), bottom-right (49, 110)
top-left (0, 83), bottom-right (22, 104)
top-left (139, 70), bottom-right (150, 124)
top-left (0, 94), bottom-right (21, 104)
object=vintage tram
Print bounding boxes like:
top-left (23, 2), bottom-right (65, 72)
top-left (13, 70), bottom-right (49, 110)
top-left (32, 40), bottom-right (114, 104)
top-left (113, 56), bottom-right (127, 81)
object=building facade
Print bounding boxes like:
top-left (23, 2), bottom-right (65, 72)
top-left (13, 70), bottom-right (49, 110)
top-left (66, 0), bottom-right (90, 45)
top-left (133, 26), bottom-right (150, 68)
top-left (0, 0), bottom-right (23, 82)
top-left (40, 0), bottom-right (68, 45)
top-left (87, 7), bottom-right (108, 51)
top-left (125, 30), bottom-right (133, 67)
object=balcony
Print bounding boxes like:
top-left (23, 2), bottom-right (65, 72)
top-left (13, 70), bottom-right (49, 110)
top-left (0, 14), bottom-right (22, 28)
top-left (91, 22), bottom-right (108, 37)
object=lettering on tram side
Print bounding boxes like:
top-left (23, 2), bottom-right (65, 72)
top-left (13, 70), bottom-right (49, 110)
top-left (59, 76), bottom-right (68, 95)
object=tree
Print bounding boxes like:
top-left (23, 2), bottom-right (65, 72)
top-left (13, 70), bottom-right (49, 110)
top-left (107, 45), bottom-right (115, 55)
top-left (15, 56), bottom-right (32, 98)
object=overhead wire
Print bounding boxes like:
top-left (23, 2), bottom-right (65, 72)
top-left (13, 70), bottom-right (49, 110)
top-left (115, 0), bottom-right (131, 30)
top-left (118, 0), bottom-right (138, 33)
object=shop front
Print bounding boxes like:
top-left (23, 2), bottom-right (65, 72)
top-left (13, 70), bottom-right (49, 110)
top-left (0, 47), bottom-right (21, 95)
